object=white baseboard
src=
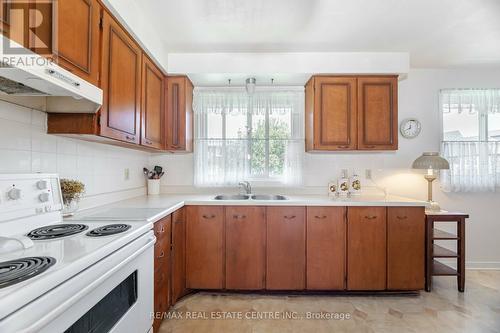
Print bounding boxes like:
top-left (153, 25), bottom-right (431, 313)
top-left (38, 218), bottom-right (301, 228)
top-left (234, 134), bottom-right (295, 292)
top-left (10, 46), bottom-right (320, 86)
top-left (466, 262), bottom-right (500, 270)
top-left (437, 258), bottom-right (500, 270)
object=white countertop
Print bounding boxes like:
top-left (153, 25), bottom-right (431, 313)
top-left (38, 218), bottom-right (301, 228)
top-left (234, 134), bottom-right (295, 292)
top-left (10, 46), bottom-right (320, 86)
top-left (70, 193), bottom-right (427, 224)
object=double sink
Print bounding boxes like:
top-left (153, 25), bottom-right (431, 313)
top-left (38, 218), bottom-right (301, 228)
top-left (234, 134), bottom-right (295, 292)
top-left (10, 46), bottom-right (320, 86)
top-left (214, 194), bottom-right (288, 201)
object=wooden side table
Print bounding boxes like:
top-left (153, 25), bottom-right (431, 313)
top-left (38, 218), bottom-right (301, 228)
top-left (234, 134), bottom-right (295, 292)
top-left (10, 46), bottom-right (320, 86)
top-left (425, 211), bottom-right (469, 292)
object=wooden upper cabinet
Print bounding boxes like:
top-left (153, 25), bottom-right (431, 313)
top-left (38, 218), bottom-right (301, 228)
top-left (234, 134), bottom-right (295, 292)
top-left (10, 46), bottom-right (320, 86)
top-left (306, 76), bottom-right (357, 151)
top-left (141, 56), bottom-right (164, 149)
top-left (53, 0), bottom-right (101, 86)
top-left (225, 206), bottom-right (266, 290)
top-left (387, 207), bottom-right (425, 290)
top-left (100, 11), bottom-right (142, 144)
top-left (165, 76), bottom-right (193, 152)
top-left (186, 206), bottom-right (224, 289)
top-left (305, 75), bottom-right (398, 152)
top-left (347, 207), bottom-right (387, 291)
top-left (266, 207), bottom-right (306, 290)
top-left (306, 207), bottom-right (346, 290)
top-left (357, 76), bottom-right (398, 150)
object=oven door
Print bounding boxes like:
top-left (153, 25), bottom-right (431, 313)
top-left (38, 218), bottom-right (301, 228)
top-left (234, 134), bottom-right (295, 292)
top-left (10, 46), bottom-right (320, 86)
top-left (0, 231), bottom-right (155, 333)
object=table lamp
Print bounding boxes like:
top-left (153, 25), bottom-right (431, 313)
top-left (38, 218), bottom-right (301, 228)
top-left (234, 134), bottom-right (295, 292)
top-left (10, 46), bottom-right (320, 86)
top-left (412, 152), bottom-right (449, 212)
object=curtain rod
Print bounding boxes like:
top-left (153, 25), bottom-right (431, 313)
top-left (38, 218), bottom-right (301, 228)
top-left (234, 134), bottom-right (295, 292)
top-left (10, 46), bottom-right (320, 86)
top-left (194, 86), bottom-right (305, 92)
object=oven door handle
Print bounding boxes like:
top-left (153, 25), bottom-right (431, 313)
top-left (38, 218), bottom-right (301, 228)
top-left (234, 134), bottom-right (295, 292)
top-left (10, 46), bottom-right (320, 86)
top-left (22, 234), bottom-right (156, 333)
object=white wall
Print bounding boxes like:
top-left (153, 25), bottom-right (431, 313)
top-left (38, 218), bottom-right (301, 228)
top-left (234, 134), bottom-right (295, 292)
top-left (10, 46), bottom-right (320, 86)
top-left (151, 68), bottom-right (500, 268)
top-left (0, 101), bottom-right (148, 209)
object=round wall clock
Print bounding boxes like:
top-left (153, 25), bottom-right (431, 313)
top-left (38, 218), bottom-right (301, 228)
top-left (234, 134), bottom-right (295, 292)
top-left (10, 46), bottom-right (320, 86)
top-left (400, 118), bottom-right (422, 139)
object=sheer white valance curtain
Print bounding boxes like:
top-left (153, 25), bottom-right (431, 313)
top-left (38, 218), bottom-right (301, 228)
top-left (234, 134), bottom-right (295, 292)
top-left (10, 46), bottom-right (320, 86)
top-left (193, 89), bottom-right (305, 187)
top-left (440, 89), bottom-right (500, 192)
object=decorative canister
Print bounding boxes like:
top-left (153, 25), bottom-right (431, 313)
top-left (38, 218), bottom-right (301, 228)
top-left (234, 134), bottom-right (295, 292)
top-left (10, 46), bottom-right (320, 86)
top-left (338, 169), bottom-right (350, 196)
top-left (147, 179), bottom-right (160, 195)
top-left (328, 181), bottom-right (337, 197)
top-left (350, 172), bottom-right (361, 195)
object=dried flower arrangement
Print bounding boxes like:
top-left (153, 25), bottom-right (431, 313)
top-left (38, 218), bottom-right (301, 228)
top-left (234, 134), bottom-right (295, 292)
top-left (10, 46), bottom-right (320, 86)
top-left (60, 179), bottom-right (85, 204)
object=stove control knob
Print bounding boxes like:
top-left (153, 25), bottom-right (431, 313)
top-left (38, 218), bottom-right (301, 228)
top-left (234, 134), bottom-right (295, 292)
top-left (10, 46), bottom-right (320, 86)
top-left (39, 193), bottom-right (50, 203)
top-left (36, 180), bottom-right (49, 190)
top-left (8, 188), bottom-right (22, 200)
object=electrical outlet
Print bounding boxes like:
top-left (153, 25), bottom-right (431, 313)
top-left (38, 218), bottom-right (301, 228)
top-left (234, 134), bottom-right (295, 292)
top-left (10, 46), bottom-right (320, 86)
top-left (365, 169), bottom-right (372, 180)
top-left (124, 168), bottom-right (130, 181)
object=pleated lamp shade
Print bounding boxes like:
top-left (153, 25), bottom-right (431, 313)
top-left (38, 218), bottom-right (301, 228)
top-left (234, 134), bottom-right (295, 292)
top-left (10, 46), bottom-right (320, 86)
top-left (412, 152), bottom-right (449, 170)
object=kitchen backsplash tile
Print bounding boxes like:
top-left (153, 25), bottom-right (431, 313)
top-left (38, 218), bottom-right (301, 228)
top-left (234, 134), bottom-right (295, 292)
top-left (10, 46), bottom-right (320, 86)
top-left (0, 100), bottom-right (149, 204)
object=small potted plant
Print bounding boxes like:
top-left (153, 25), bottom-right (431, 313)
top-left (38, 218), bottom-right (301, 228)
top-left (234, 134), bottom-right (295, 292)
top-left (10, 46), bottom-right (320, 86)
top-left (60, 179), bottom-right (85, 216)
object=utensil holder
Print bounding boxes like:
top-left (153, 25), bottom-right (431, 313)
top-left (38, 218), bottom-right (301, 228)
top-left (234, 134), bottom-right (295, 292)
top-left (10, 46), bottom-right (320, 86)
top-left (147, 179), bottom-right (160, 195)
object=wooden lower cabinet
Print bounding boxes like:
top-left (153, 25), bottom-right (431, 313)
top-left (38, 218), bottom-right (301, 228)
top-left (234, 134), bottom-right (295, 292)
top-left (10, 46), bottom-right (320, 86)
top-left (347, 207), bottom-right (387, 290)
top-left (266, 207), bottom-right (306, 290)
top-left (153, 214), bottom-right (171, 333)
top-left (225, 206), bottom-right (266, 290)
top-left (186, 206), bottom-right (224, 289)
top-left (306, 207), bottom-right (346, 290)
top-left (387, 207), bottom-right (425, 290)
top-left (171, 208), bottom-right (188, 303)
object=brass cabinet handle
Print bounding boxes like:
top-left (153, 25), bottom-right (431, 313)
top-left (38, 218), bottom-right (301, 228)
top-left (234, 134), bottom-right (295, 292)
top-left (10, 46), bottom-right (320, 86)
top-left (202, 214), bottom-right (216, 219)
top-left (144, 139), bottom-right (152, 145)
top-left (232, 214), bottom-right (247, 219)
top-left (365, 145), bottom-right (376, 149)
top-left (158, 251), bottom-right (164, 258)
top-left (337, 145), bottom-right (349, 149)
top-left (125, 135), bottom-right (135, 141)
top-left (284, 215), bottom-right (296, 220)
top-left (364, 215), bottom-right (377, 220)
top-left (397, 216), bottom-right (408, 220)
top-left (158, 226), bottom-right (165, 233)
top-left (314, 215), bottom-right (327, 219)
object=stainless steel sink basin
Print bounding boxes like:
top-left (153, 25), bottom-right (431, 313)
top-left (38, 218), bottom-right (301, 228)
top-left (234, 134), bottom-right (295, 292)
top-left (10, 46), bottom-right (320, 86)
top-left (251, 194), bottom-right (288, 201)
top-left (213, 194), bottom-right (250, 200)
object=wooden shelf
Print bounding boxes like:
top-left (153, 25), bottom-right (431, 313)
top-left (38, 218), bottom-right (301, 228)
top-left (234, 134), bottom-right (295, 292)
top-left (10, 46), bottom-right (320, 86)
top-left (432, 260), bottom-right (457, 276)
top-left (433, 228), bottom-right (459, 240)
top-left (433, 244), bottom-right (457, 258)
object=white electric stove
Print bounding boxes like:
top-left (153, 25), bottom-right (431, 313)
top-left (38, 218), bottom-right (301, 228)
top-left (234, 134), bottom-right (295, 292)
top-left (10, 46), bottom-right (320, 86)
top-left (0, 174), bottom-right (154, 333)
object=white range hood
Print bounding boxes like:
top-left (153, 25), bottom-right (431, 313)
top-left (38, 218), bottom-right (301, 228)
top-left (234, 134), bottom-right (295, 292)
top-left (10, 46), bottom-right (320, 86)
top-left (0, 36), bottom-right (102, 113)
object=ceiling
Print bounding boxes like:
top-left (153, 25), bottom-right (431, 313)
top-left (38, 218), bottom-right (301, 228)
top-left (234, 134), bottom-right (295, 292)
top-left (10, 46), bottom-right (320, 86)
top-left (136, 0), bottom-right (500, 69)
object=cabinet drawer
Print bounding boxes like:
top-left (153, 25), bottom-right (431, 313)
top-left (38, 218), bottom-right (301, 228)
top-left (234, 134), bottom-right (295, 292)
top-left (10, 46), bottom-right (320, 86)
top-left (154, 215), bottom-right (171, 240)
top-left (154, 236), bottom-right (170, 269)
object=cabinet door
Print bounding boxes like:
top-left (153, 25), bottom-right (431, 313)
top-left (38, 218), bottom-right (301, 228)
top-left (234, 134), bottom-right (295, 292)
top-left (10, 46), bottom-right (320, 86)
top-left (225, 206), bottom-right (266, 290)
top-left (266, 207), bottom-right (306, 290)
top-left (141, 56), bottom-right (164, 149)
top-left (186, 206), bottom-right (224, 289)
top-left (171, 208), bottom-right (188, 303)
top-left (357, 76), bottom-right (398, 150)
top-left (387, 207), bottom-right (425, 290)
top-left (307, 207), bottom-right (346, 290)
top-left (310, 76), bottom-right (357, 151)
top-left (166, 76), bottom-right (193, 152)
top-left (54, 0), bottom-right (100, 85)
top-left (100, 12), bottom-right (141, 144)
top-left (347, 207), bottom-right (387, 290)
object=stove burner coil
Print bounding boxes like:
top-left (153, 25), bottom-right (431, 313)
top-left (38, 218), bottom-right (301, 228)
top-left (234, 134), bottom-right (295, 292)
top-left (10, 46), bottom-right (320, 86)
top-left (27, 224), bottom-right (89, 240)
top-left (86, 224), bottom-right (131, 237)
top-left (0, 257), bottom-right (56, 289)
